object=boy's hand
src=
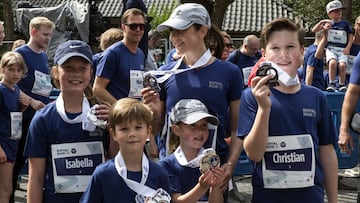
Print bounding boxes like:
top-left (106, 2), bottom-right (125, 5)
top-left (19, 95), bottom-right (30, 112)
top-left (251, 75), bottom-right (272, 109)
top-left (29, 99), bottom-right (45, 110)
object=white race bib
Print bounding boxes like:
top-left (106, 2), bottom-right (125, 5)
top-left (328, 29), bottom-right (347, 45)
top-left (51, 141), bottom-right (104, 193)
top-left (31, 70), bottom-right (52, 97)
top-left (262, 134), bottom-right (315, 189)
top-left (242, 66), bottom-right (253, 85)
top-left (129, 70), bottom-right (144, 98)
top-left (10, 112), bottom-right (22, 140)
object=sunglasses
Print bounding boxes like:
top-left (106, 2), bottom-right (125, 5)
top-left (124, 23), bottom-right (145, 31)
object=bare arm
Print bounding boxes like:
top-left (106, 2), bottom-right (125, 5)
top-left (319, 144), bottom-right (338, 203)
top-left (314, 33), bottom-right (327, 59)
top-left (27, 157), bottom-right (46, 203)
top-left (244, 75), bottom-right (272, 162)
top-left (93, 76), bottom-right (117, 105)
top-left (312, 19), bottom-right (332, 33)
top-left (141, 87), bottom-right (165, 135)
top-left (339, 84), bottom-right (360, 153)
top-left (221, 99), bottom-right (241, 191)
top-left (344, 33), bottom-right (354, 55)
top-left (305, 66), bottom-right (315, 86)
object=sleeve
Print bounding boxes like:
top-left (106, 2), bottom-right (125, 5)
top-left (23, 111), bottom-right (49, 158)
top-left (96, 49), bottom-right (117, 79)
top-left (158, 159), bottom-right (182, 194)
top-left (79, 169), bottom-right (103, 203)
top-left (237, 88), bottom-right (258, 138)
top-left (349, 52), bottom-right (360, 85)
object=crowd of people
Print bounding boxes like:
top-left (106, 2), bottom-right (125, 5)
top-left (0, 0), bottom-right (360, 202)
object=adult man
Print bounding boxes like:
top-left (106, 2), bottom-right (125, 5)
top-left (11, 16), bottom-right (54, 202)
top-left (145, 29), bottom-right (162, 71)
top-left (93, 8), bottom-right (145, 105)
top-left (228, 34), bottom-right (261, 86)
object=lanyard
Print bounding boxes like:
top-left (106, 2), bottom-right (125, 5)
top-left (148, 49), bottom-right (213, 83)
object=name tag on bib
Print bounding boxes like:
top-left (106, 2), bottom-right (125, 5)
top-left (51, 141), bottom-right (104, 193)
top-left (327, 29), bottom-right (347, 45)
top-left (262, 134), bottom-right (315, 189)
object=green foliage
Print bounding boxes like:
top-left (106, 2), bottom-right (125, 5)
top-left (283, 0), bottom-right (360, 27)
top-left (148, 0), bottom-right (178, 29)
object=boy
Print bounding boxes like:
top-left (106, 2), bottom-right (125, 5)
top-left (238, 18), bottom-right (338, 203)
top-left (80, 98), bottom-right (171, 203)
top-left (312, 0), bottom-right (353, 92)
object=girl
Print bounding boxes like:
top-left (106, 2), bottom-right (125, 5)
top-left (159, 99), bottom-right (224, 203)
top-left (24, 40), bottom-right (110, 203)
top-left (0, 51), bottom-right (28, 202)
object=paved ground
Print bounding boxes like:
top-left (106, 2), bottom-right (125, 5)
top-left (14, 174), bottom-right (360, 203)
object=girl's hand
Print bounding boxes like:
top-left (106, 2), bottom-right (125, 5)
top-left (19, 95), bottom-right (30, 112)
top-left (93, 104), bottom-right (110, 122)
top-left (198, 170), bottom-right (213, 189)
top-left (30, 99), bottom-right (45, 110)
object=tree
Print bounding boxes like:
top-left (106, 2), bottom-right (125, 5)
top-left (181, 0), bottom-right (235, 29)
top-left (283, 0), bottom-right (360, 27)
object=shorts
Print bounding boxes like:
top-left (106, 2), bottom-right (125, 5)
top-left (326, 46), bottom-right (348, 65)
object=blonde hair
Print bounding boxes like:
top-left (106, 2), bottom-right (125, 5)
top-left (108, 98), bottom-right (153, 130)
top-left (0, 51), bottom-right (27, 79)
top-left (29, 16), bottom-right (55, 34)
top-left (99, 28), bottom-right (123, 51)
top-left (12, 39), bottom-right (26, 51)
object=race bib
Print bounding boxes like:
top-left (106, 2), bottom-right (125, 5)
top-left (242, 66), bottom-right (253, 85)
top-left (262, 134), bottom-right (315, 189)
top-left (327, 29), bottom-right (347, 45)
top-left (10, 112), bottom-right (22, 140)
top-left (31, 70), bottom-right (52, 97)
top-left (128, 70), bottom-right (144, 98)
top-left (347, 55), bottom-right (356, 74)
top-left (51, 141), bottom-right (104, 193)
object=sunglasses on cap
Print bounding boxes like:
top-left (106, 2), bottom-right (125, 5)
top-left (124, 23), bottom-right (145, 31)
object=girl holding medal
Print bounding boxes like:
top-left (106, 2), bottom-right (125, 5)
top-left (80, 98), bottom-right (171, 203)
top-left (0, 51), bottom-right (28, 202)
top-left (159, 99), bottom-right (224, 203)
top-left (24, 40), bottom-right (110, 203)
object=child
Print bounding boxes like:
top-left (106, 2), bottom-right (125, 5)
top-left (80, 98), bottom-right (171, 203)
top-left (24, 40), bottom-right (110, 203)
top-left (159, 99), bottom-right (225, 203)
top-left (312, 0), bottom-right (353, 92)
top-left (237, 18), bottom-right (338, 203)
top-left (0, 51), bottom-right (28, 202)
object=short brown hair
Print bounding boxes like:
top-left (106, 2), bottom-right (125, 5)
top-left (29, 16), bottom-right (55, 34)
top-left (99, 28), bottom-right (123, 51)
top-left (108, 98), bottom-right (153, 129)
top-left (260, 18), bottom-right (304, 49)
top-left (121, 8), bottom-right (146, 25)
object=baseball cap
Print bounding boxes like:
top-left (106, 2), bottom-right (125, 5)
top-left (157, 3), bottom-right (211, 32)
top-left (54, 40), bottom-right (93, 66)
top-left (326, 0), bottom-right (345, 14)
top-left (170, 99), bottom-right (219, 125)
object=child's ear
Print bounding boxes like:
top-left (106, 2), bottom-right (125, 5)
top-left (147, 125), bottom-right (153, 138)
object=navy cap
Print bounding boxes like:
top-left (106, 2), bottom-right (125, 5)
top-left (54, 40), bottom-right (93, 66)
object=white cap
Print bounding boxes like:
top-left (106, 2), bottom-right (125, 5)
top-left (326, 0), bottom-right (345, 14)
top-left (157, 3), bottom-right (211, 32)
